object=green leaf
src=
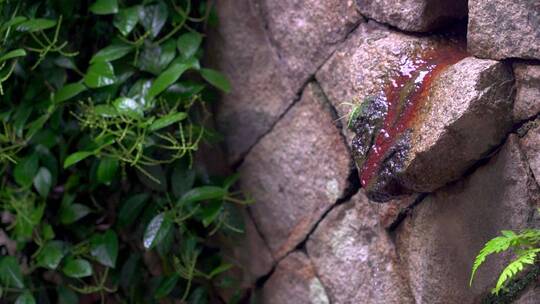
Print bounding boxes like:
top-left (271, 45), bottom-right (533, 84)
top-left (33, 167), bottom-right (52, 197)
top-left (90, 230), bottom-right (119, 268)
top-left (139, 2), bottom-right (168, 39)
top-left (177, 32), bottom-right (202, 59)
top-left (84, 62), bottom-right (116, 88)
top-left (15, 292), bottom-right (35, 304)
top-left (143, 212), bottom-right (173, 249)
top-left (64, 151), bottom-right (94, 168)
top-left (201, 200), bottom-right (223, 227)
top-left (89, 0), bottom-right (119, 15)
top-left (208, 263), bottom-right (233, 278)
top-left (0, 256), bottom-right (24, 288)
top-left (155, 274), bottom-right (179, 298)
top-left (114, 6), bottom-right (140, 36)
top-left (118, 193), bottom-right (150, 227)
top-left (171, 164), bottom-right (196, 199)
top-left (57, 286), bottom-right (78, 304)
top-left (149, 112), bottom-right (187, 132)
top-left (147, 57), bottom-right (199, 99)
top-left (14, 153), bottom-right (39, 187)
top-left (16, 19), bottom-right (57, 32)
top-left (179, 186), bottom-right (227, 205)
top-left (62, 258), bottom-right (93, 278)
top-left (0, 49), bottom-right (27, 63)
top-left (137, 39), bottom-right (176, 75)
top-left (200, 68), bottom-right (231, 93)
top-left (90, 44), bottom-right (133, 64)
top-left (97, 157), bottom-right (119, 184)
top-left (54, 82), bottom-right (86, 103)
top-left (36, 241), bottom-right (66, 270)
top-left (113, 97), bottom-right (144, 118)
top-left (59, 200), bottom-right (92, 225)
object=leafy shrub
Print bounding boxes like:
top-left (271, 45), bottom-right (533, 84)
top-left (470, 226), bottom-right (540, 295)
top-left (0, 0), bottom-right (248, 302)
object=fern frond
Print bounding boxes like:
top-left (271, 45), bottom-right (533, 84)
top-left (470, 231), bottom-right (519, 286)
top-left (492, 248), bottom-right (540, 294)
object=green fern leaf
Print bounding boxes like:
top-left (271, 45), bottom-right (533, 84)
top-left (470, 232), bottom-right (519, 286)
top-left (492, 248), bottom-right (540, 294)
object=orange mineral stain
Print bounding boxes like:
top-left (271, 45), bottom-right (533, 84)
top-left (360, 44), bottom-right (469, 188)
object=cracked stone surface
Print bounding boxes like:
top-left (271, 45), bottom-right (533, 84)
top-left (468, 0), bottom-right (540, 60)
top-left (239, 82), bottom-right (351, 260)
top-left (258, 0), bottom-right (362, 84)
top-left (208, 0), bottom-right (299, 164)
top-left (513, 63), bottom-right (540, 122)
top-left (307, 191), bottom-right (414, 304)
top-left (396, 135), bottom-right (540, 303)
top-left (355, 0), bottom-right (467, 32)
top-left (258, 251), bottom-right (330, 304)
top-left (520, 123), bottom-right (540, 186)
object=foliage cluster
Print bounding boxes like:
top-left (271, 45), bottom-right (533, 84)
top-left (0, 0), bottom-right (249, 303)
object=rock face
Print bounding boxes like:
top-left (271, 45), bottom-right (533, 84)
top-left (259, 0), bottom-right (362, 83)
top-left (355, 0), bottom-right (467, 32)
top-left (396, 136), bottom-right (540, 303)
top-left (307, 191), bottom-right (414, 303)
top-left (468, 0), bottom-right (540, 60)
top-left (239, 83), bottom-right (351, 259)
top-left (513, 63), bottom-right (540, 122)
top-left (259, 252), bottom-right (329, 304)
top-left (520, 123), bottom-right (540, 186)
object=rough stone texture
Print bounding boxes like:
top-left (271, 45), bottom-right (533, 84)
top-left (208, 0), bottom-right (298, 164)
top-left (399, 57), bottom-right (514, 193)
top-left (513, 63), bottom-right (540, 122)
top-left (396, 136), bottom-right (540, 303)
top-left (355, 0), bottom-right (467, 32)
top-left (259, 0), bottom-right (362, 83)
top-left (515, 278), bottom-right (540, 304)
top-left (468, 0), bottom-right (540, 60)
top-left (259, 251), bottom-right (330, 304)
top-left (520, 123), bottom-right (540, 186)
top-left (307, 191), bottom-right (414, 304)
top-left (240, 83), bottom-right (351, 259)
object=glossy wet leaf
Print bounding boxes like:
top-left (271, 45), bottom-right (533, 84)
top-left (97, 157), bottom-right (119, 184)
top-left (155, 274), bottom-right (179, 298)
top-left (139, 2), bottom-right (168, 39)
top-left (14, 153), bottom-right (39, 187)
top-left (62, 258), bottom-right (92, 278)
top-left (143, 212), bottom-right (173, 249)
top-left (36, 241), bottom-right (66, 270)
top-left (89, 0), bottom-right (118, 15)
top-left (16, 19), bottom-right (56, 32)
top-left (64, 151), bottom-right (94, 168)
top-left (149, 112), bottom-right (187, 132)
top-left (148, 57), bottom-right (199, 99)
top-left (33, 167), bottom-right (52, 197)
top-left (114, 6), bottom-right (140, 36)
top-left (118, 193), bottom-right (150, 227)
top-left (90, 44), bottom-right (133, 64)
top-left (113, 97), bottom-right (144, 118)
top-left (15, 292), bottom-right (35, 304)
top-left (0, 256), bottom-right (24, 288)
top-left (138, 39), bottom-right (176, 75)
top-left (54, 82), bottom-right (86, 103)
top-left (179, 186), bottom-right (227, 205)
top-left (84, 62), bottom-right (116, 88)
top-left (177, 32), bottom-right (202, 59)
top-left (200, 68), bottom-right (231, 93)
top-left (90, 230), bottom-right (119, 268)
top-left (0, 49), bottom-right (26, 63)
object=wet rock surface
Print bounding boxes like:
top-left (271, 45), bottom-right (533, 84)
top-left (513, 63), bottom-right (540, 122)
top-left (396, 136), bottom-right (540, 303)
top-left (468, 0), bottom-right (540, 60)
top-left (259, 251), bottom-right (329, 304)
top-left (258, 0), bottom-right (362, 84)
top-left (351, 56), bottom-right (514, 201)
top-left (355, 0), bottom-right (467, 32)
top-left (239, 83), bottom-right (351, 259)
top-left (307, 191), bottom-right (414, 304)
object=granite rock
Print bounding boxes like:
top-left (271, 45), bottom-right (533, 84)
top-left (513, 63), bottom-right (540, 122)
